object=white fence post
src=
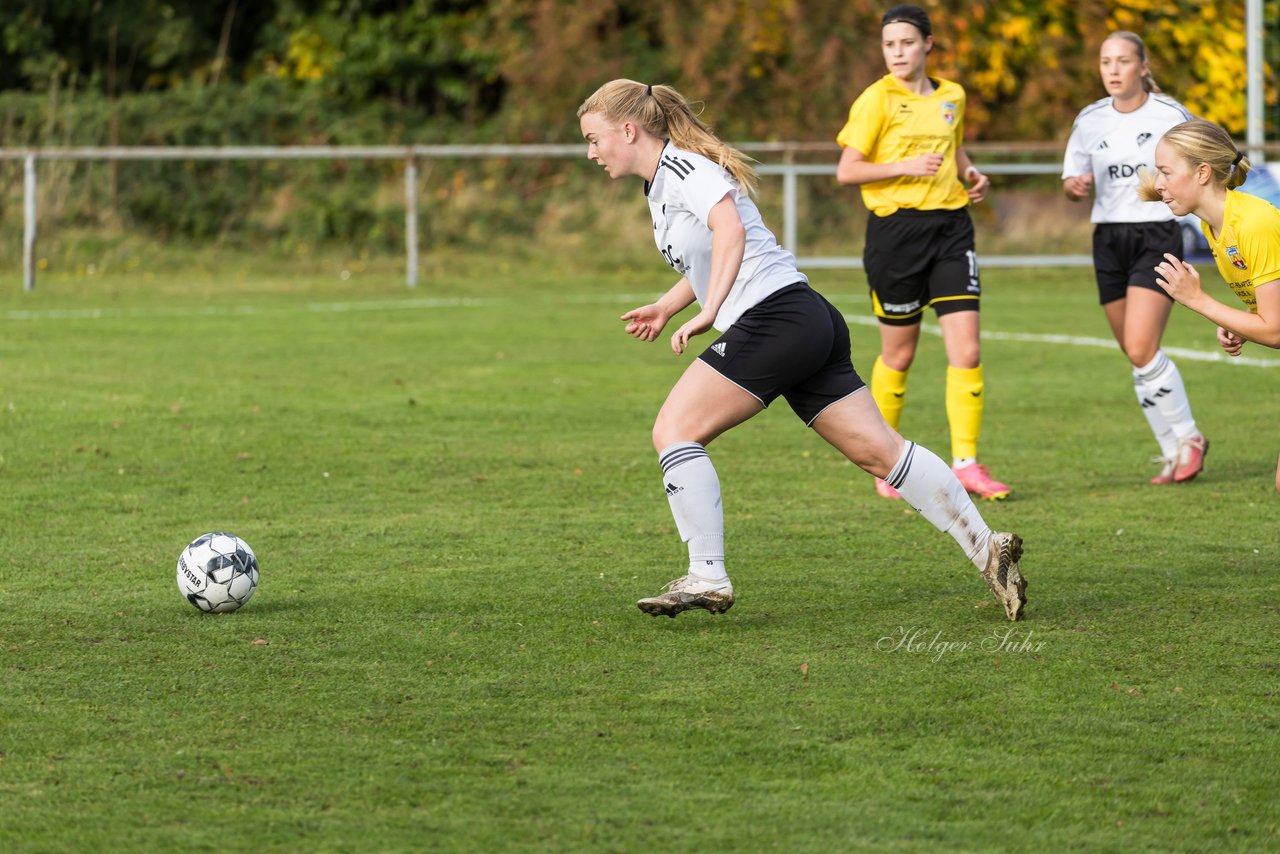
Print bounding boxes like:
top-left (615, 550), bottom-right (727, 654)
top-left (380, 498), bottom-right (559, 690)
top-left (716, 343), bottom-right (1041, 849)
top-left (23, 154), bottom-right (36, 291)
top-left (405, 154), bottom-right (419, 288)
top-left (782, 168), bottom-right (797, 260)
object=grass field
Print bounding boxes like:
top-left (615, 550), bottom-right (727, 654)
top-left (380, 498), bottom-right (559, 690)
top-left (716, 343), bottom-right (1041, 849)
top-left (1, 249), bottom-right (1278, 852)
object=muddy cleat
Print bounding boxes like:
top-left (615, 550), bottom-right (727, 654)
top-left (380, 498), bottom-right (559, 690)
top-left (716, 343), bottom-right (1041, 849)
top-left (637, 574), bottom-right (735, 618)
top-left (874, 477), bottom-right (902, 500)
top-left (981, 532), bottom-right (1027, 621)
top-left (1150, 455), bottom-right (1176, 485)
top-left (1173, 435), bottom-right (1208, 483)
top-left (953, 462), bottom-right (1012, 500)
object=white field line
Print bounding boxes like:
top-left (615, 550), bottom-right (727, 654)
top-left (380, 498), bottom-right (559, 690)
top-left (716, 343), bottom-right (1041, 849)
top-left (0, 297), bottom-right (494, 321)
top-left (3, 293), bottom-right (1277, 368)
top-left (839, 313), bottom-right (1280, 368)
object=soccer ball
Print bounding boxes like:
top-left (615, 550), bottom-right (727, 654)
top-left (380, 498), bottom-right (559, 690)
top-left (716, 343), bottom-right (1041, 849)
top-left (176, 532), bottom-right (259, 613)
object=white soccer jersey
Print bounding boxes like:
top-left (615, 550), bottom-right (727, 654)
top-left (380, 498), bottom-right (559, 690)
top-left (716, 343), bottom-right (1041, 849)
top-left (646, 142), bottom-right (805, 331)
top-left (1062, 94), bottom-right (1193, 223)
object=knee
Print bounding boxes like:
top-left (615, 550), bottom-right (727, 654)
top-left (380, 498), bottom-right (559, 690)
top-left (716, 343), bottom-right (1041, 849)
top-left (651, 424), bottom-right (673, 454)
top-left (652, 415), bottom-right (692, 454)
top-left (947, 339), bottom-right (981, 368)
top-left (1125, 343), bottom-right (1159, 368)
top-left (880, 343), bottom-right (916, 371)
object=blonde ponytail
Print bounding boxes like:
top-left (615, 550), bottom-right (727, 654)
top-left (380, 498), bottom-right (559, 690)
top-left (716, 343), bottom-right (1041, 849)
top-left (578, 79), bottom-right (757, 194)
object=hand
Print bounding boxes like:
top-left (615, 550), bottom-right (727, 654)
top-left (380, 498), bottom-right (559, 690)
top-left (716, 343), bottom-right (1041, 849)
top-left (1153, 253), bottom-right (1204, 306)
top-left (620, 303), bottom-right (669, 342)
top-left (1063, 173), bottom-right (1093, 201)
top-left (1217, 325), bottom-right (1245, 357)
top-left (901, 153), bottom-right (943, 178)
top-left (671, 309), bottom-right (716, 355)
top-left (964, 166), bottom-right (990, 203)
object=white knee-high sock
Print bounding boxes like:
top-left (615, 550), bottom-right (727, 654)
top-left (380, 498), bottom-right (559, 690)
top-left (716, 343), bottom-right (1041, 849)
top-left (886, 441), bottom-right (992, 569)
top-left (1134, 351), bottom-right (1198, 443)
top-left (658, 442), bottom-right (727, 581)
top-left (1133, 366), bottom-right (1179, 459)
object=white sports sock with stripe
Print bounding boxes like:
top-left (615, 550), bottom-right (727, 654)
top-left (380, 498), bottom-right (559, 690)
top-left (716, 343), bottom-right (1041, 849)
top-left (1133, 366), bottom-right (1179, 459)
top-left (886, 441), bottom-right (992, 569)
top-left (658, 442), bottom-right (727, 582)
top-left (1134, 351), bottom-right (1198, 444)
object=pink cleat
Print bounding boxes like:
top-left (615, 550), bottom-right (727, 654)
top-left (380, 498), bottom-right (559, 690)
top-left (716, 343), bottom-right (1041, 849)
top-left (1173, 435), bottom-right (1208, 483)
top-left (1150, 456), bottom-right (1176, 485)
top-left (874, 477), bottom-right (902, 500)
top-left (953, 462), bottom-right (1011, 501)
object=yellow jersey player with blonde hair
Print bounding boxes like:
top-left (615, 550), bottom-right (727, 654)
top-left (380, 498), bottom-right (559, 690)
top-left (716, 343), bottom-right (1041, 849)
top-left (1142, 118), bottom-right (1280, 490)
top-left (836, 4), bottom-right (1011, 501)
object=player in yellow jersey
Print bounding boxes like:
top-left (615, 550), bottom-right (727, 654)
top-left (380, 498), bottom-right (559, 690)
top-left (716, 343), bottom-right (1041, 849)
top-left (836, 5), bottom-right (1011, 501)
top-left (1140, 118), bottom-right (1280, 491)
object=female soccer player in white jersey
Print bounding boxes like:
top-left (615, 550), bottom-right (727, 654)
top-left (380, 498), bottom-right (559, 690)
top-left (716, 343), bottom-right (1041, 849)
top-left (836, 5), bottom-right (1011, 503)
top-left (577, 78), bottom-right (1028, 620)
top-left (1063, 31), bottom-right (1208, 485)
top-left (1143, 119), bottom-right (1280, 491)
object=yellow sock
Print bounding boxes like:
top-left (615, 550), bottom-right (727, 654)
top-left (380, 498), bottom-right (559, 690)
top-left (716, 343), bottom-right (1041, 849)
top-left (946, 364), bottom-right (984, 461)
top-left (871, 356), bottom-right (910, 430)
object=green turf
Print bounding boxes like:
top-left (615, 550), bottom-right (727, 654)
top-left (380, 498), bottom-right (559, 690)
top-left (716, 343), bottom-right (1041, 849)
top-left (1, 252), bottom-right (1278, 852)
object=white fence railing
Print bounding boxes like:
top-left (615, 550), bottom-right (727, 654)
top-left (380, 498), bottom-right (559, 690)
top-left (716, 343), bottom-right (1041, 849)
top-left (0, 142), bottom-right (1124, 290)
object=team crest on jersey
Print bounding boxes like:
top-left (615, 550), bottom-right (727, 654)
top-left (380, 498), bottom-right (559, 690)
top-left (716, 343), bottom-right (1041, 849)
top-left (1136, 132), bottom-right (1152, 146)
top-left (1226, 245), bottom-right (1248, 270)
top-left (940, 102), bottom-right (956, 125)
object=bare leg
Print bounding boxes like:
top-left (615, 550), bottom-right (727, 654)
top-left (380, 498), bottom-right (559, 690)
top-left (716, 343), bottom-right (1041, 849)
top-left (937, 310), bottom-right (981, 369)
top-left (877, 321), bottom-right (921, 372)
top-left (652, 359), bottom-right (764, 450)
top-left (1105, 289), bottom-right (1175, 367)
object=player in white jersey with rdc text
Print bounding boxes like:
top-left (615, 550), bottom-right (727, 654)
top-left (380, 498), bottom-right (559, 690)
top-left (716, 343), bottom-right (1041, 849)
top-left (1063, 31), bottom-right (1208, 485)
top-left (577, 78), bottom-right (1028, 621)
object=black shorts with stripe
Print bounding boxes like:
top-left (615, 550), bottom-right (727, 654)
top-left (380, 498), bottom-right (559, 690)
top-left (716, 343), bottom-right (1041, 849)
top-left (863, 207), bottom-right (980, 325)
top-left (697, 283), bottom-right (865, 426)
top-left (1092, 221), bottom-right (1181, 304)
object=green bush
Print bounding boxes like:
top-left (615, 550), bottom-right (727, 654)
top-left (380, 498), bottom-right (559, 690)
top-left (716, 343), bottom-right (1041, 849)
top-left (0, 79), bottom-right (491, 251)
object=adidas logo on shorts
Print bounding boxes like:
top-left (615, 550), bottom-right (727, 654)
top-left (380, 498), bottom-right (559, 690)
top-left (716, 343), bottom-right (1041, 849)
top-left (711, 342), bottom-right (727, 357)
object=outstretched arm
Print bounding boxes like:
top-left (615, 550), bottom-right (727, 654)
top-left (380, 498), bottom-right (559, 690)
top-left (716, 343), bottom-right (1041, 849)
top-left (621, 279), bottom-right (697, 342)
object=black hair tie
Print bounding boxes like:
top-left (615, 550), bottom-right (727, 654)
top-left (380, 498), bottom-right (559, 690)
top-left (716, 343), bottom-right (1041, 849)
top-left (646, 84), bottom-right (653, 96)
top-left (1233, 151), bottom-right (1244, 166)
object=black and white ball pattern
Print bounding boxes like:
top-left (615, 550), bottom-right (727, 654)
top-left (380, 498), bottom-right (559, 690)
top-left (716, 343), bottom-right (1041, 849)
top-left (176, 532), bottom-right (259, 613)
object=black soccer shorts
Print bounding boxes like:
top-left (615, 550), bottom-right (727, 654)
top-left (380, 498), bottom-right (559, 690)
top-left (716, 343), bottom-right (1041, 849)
top-left (697, 283), bottom-right (866, 426)
top-left (863, 207), bottom-right (981, 325)
top-left (1092, 221), bottom-right (1182, 304)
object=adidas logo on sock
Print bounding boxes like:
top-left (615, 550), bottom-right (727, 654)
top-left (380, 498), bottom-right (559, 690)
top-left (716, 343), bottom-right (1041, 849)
top-left (710, 342), bottom-right (727, 357)
top-left (665, 482), bottom-right (683, 496)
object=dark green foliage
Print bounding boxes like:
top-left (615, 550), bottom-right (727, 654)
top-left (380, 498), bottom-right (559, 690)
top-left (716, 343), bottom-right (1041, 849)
top-left (0, 0), bottom-right (1276, 251)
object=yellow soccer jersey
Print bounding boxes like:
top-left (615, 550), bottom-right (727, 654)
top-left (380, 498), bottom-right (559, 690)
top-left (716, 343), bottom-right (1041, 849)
top-left (836, 74), bottom-right (971, 217)
top-left (1202, 190), bottom-right (1280, 312)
